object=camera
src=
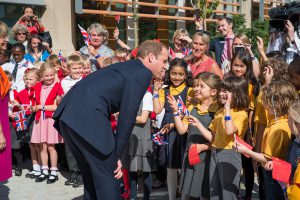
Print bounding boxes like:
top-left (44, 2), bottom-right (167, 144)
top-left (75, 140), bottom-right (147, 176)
top-left (26, 15), bottom-right (35, 21)
top-left (234, 46), bottom-right (246, 54)
top-left (194, 9), bottom-right (202, 20)
top-left (269, 2), bottom-right (300, 32)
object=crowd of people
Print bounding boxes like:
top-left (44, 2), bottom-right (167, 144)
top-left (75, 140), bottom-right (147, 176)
top-left (1, 5), bottom-right (300, 200)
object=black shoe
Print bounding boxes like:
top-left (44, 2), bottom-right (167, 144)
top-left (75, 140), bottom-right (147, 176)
top-left (25, 170), bottom-right (39, 178)
top-left (15, 168), bottom-right (22, 176)
top-left (35, 173), bottom-right (48, 182)
top-left (72, 176), bottom-right (83, 188)
top-left (47, 175), bottom-right (58, 184)
top-left (65, 176), bottom-right (77, 185)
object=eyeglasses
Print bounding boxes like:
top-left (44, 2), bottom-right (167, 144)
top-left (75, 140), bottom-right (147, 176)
top-left (17, 33), bottom-right (27, 36)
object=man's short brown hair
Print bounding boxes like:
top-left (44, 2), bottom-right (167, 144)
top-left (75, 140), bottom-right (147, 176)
top-left (137, 40), bottom-right (167, 59)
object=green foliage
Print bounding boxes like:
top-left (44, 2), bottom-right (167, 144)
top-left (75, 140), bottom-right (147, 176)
top-left (195, 0), bottom-right (219, 19)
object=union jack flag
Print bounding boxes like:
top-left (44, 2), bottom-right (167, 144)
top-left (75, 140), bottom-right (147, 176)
top-left (178, 95), bottom-right (189, 116)
top-left (114, 15), bottom-right (120, 24)
top-left (58, 50), bottom-right (65, 63)
top-left (78, 24), bottom-right (91, 45)
top-left (152, 132), bottom-right (168, 145)
top-left (14, 110), bottom-right (27, 131)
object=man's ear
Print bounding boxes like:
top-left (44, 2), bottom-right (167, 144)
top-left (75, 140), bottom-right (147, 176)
top-left (148, 53), bottom-right (155, 63)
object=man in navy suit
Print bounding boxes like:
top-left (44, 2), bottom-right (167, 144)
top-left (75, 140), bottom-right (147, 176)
top-left (53, 40), bottom-right (168, 200)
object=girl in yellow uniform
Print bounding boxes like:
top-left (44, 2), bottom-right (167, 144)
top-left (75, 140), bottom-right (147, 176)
top-left (168, 72), bottom-right (221, 200)
top-left (235, 81), bottom-right (298, 200)
top-left (153, 58), bottom-right (193, 200)
top-left (188, 76), bottom-right (249, 199)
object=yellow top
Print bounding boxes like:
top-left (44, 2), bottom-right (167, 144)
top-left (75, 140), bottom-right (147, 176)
top-left (248, 83), bottom-right (255, 111)
top-left (182, 102), bottom-right (220, 124)
top-left (209, 108), bottom-right (248, 149)
top-left (261, 115), bottom-right (291, 160)
top-left (287, 165), bottom-right (300, 200)
top-left (253, 91), bottom-right (271, 125)
top-left (158, 83), bottom-right (193, 107)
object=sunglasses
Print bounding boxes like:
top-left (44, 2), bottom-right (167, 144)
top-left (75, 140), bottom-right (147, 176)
top-left (17, 33), bottom-right (27, 36)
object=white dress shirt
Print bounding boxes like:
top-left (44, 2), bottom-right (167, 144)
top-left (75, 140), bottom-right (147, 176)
top-left (60, 75), bottom-right (83, 94)
top-left (2, 58), bottom-right (33, 92)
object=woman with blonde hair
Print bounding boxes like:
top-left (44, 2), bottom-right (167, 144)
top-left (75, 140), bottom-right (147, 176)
top-left (0, 20), bottom-right (9, 51)
top-left (79, 23), bottom-right (114, 72)
top-left (169, 29), bottom-right (192, 59)
top-left (11, 24), bottom-right (29, 52)
top-left (186, 32), bottom-right (223, 78)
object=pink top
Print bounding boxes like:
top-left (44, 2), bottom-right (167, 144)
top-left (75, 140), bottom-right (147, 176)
top-left (189, 56), bottom-right (218, 78)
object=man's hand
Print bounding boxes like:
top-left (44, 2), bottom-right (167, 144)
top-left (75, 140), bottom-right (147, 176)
top-left (114, 160), bottom-right (123, 179)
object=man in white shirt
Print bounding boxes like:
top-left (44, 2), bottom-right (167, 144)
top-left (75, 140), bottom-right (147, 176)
top-left (2, 43), bottom-right (33, 92)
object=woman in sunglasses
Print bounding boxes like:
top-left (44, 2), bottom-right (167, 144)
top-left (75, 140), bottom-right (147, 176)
top-left (11, 24), bottom-right (29, 53)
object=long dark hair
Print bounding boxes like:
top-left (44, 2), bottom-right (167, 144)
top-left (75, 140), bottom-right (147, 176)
top-left (164, 58), bottom-right (193, 87)
top-left (220, 76), bottom-right (249, 110)
top-left (230, 51), bottom-right (256, 84)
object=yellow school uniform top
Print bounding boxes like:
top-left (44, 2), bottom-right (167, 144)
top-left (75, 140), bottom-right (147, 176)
top-left (209, 108), bottom-right (248, 149)
top-left (287, 165), bottom-right (300, 200)
top-left (253, 91), bottom-right (270, 125)
top-left (248, 83), bottom-right (255, 111)
top-left (158, 83), bottom-right (193, 107)
top-left (182, 102), bottom-right (220, 124)
top-left (261, 115), bottom-right (291, 160)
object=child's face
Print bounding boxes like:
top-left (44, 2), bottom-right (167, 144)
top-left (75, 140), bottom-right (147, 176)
top-left (42, 68), bottom-right (55, 86)
top-left (53, 63), bottom-right (61, 72)
top-left (12, 47), bottom-right (25, 63)
top-left (288, 68), bottom-right (300, 91)
top-left (82, 64), bottom-right (91, 75)
top-left (24, 72), bottom-right (38, 88)
top-left (61, 62), bottom-right (69, 75)
top-left (231, 57), bottom-right (247, 78)
top-left (219, 89), bottom-right (230, 105)
top-left (69, 64), bottom-right (83, 79)
top-left (193, 78), bottom-right (214, 101)
top-left (170, 65), bottom-right (186, 87)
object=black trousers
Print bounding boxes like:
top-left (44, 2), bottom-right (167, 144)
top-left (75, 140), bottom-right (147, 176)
top-left (59, 121), bottom-right (121, 200)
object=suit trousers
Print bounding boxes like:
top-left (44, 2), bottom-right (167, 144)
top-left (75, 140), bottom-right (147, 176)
top-left (59, 121), bottom-right (121, 200)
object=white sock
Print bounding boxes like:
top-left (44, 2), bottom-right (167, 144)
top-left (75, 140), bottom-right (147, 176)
top-left (50, 170), bottom-right (57, 176)
top-left (41, 166), bottom-right (49, 175)
top-left (33, 164), bottom-right (40, 171)
top-left (167, 168), bottom-right (178, 200)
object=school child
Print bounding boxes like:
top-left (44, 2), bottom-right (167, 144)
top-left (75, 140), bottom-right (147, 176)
top-left (188, 76), bottom-right (249, 199)
top-left (230, 51), bottom-right (258, 200)
top-left (235, 80), bottom-right (298, 200)
top-left (47, 54), bottom-right (64, 82)
top-left (252, 58), bottom-right (290, 199)
top-left (5, 71), bottom-right (24, 176)
top-left (60, 54), bottom-right (84, 187)
top-left (126, 90), bottom-right (156, 200)
top-left (153, 58), bottom-right (193, 200)
top-left (168, 72), bottom-right (220, 200)
top-left (14, 68), bottom-right (41, 179)
top-left (31, 62), bottom-right (64, 184)
top-left (286, 101), bottom-right (300, 200)
top-left (81, 55), bottom-right (92, 75)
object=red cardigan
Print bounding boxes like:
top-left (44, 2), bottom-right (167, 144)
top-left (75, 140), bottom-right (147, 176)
top-left (16, 88), bottom-right (35, 115)
top-left (34, 82), bottom-right (63, 120)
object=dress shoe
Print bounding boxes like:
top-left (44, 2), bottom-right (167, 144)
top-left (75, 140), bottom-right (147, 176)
top-left (15, 168), bottom-right (22, 176)
top-left (72, 176), bottom-right (83, 188)
top-left (35, 173), bottom-right (48, 182)
top-left (47, 175), bottom-right (58, 184)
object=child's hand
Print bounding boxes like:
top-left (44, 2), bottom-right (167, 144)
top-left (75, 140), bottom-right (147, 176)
top-left (160, 124), bottom-right (171, 134)
top-left (153, 79), bottom-right (163, 92)
top-left (224, 92), bottom-right (232, 109)
top-left (263, 65), bottom-right (274, 85)
top-left (264, 161), bottom-right (273, 171)
top-left (188, 115), bottom-right (201, 127)
top-left (167, 94), bottom-right (179, 112)
top-left (233, 136), bottom-right (249, 154)
top-left (9, 113), bottom-right (17, 119)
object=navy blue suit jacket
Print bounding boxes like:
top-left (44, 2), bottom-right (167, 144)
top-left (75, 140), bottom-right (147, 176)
top-left (53, 59), bottom-right (152, 157)
top-left (210, 37), bottom-right (225, 67)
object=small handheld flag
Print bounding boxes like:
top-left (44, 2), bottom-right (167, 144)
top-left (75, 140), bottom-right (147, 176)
top-left (188, 144), bottom-right (201, 165)
top-left (114, 15), bottom-right (120, 24)
top-left (178, 95), bottom-right (189, 116)
top-left (14, 110), bottom-right (27, 131)
top-left (78, 24), bottom-right (91, 46)
top-left (235, 134), bottom-right (253, 158)
top-left (272, 157), bottom-right (291, 184)
top-left (152, 132), bottom-right (168, 145)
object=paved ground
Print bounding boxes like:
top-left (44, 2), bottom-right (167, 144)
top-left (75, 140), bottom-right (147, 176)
top-left (0, 160), bottom-right (260, 200)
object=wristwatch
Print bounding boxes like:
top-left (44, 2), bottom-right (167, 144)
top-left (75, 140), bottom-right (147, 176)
top-left (95, 54), bottom-right (101, 59)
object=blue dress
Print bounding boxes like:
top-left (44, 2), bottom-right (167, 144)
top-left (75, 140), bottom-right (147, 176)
top-left (25, 50), bottom-right (50, 63)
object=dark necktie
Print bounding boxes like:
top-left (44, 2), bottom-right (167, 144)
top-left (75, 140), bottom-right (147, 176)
top-left (12, 62), bottom-right (18, 80)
